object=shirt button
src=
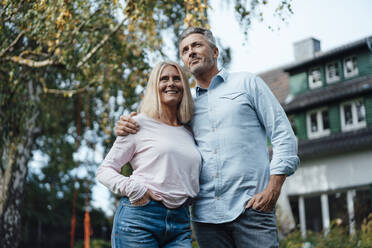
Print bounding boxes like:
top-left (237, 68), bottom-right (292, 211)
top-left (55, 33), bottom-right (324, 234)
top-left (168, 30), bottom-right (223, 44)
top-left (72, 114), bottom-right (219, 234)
top-left (213, 149), bottom-right (217, 154)
top-left (216, 196), bottom-right (220, 200)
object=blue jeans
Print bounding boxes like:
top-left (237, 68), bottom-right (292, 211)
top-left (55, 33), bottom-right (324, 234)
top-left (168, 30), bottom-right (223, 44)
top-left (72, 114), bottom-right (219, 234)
top-left (111, 197), bottom-right (192, 248)
top-left (193, 208), bottom-right (278, 248)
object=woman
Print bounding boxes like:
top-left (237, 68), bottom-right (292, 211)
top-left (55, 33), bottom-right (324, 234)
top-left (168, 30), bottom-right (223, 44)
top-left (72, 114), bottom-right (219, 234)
top-left (96, 61), bottom-right (201, 248)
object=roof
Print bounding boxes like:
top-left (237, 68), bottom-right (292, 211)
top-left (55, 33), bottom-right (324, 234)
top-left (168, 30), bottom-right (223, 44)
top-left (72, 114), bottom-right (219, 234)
top-left (259, 68), bottom-right (289, 105)
top-left (298, 126), bottom-right (372, 159)
top-left (259, 36), bottom-right (372, 107)
top-left (284, 75), bottom-right (372, 113)
top-left (284, 36), bottom-right (372, 72)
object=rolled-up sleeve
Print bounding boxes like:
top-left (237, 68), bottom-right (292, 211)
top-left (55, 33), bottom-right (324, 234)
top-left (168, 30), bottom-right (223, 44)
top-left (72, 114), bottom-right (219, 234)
top-left (251, 76), bottom-right (299, 176)
top-left (96, 136), bottom-right (147, 202)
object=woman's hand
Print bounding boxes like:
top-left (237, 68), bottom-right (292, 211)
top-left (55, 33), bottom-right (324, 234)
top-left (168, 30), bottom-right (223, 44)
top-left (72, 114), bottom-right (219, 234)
top-left (131, 190), bottom-right (161, 206)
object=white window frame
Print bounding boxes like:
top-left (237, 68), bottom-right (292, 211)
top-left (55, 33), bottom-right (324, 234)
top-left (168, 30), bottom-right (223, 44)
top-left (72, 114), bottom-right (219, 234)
top-left (325, 61), bottom-right (340, 83)
top-left (306, 108), bottom-right (330, 139)
top-left (343, 56), bottom-right (359, 78)
top-left (340, 98), bottom-right (366, 131)
top-left (308, 67), bottom-right (323, 89)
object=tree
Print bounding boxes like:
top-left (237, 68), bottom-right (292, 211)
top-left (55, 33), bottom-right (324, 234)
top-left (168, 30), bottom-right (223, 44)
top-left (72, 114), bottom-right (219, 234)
top-left (21, 171), bottom-right (111, 248)
top-left (0, 1), bottom-right (205, 246)
top-left (0, 0), bottom-right (293, 247)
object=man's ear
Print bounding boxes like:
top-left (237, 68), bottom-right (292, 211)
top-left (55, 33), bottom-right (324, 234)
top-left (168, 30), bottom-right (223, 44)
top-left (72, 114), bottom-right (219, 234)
top-left (213, 47), bottom-right (219, 60)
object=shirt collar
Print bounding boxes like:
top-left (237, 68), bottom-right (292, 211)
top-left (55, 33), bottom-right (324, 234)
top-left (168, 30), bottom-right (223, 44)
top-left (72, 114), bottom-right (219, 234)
top-left (217, 68), bottom-right (228, 82)
top-left (195, 68), bottom-right (228, 97)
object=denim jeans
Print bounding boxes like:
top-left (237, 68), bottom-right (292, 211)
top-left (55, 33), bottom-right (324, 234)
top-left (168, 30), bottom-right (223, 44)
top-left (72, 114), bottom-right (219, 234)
top-left (111, 197), bottom-right (192, 248)
top-left (193, 208), bottom-right (278, 248)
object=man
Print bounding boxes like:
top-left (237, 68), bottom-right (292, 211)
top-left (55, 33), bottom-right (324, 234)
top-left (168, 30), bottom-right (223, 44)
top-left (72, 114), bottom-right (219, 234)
top-left (116, 27), bottom-right (299, 248)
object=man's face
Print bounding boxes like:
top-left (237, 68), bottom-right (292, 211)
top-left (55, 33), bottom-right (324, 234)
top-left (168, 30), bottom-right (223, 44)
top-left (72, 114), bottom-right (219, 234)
top-left (179, 33), bottom-right (218, 77)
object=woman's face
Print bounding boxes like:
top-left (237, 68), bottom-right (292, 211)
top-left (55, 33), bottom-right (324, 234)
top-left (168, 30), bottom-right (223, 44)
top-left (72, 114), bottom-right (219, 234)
top-left (158, 65), bottom-right (184, 108)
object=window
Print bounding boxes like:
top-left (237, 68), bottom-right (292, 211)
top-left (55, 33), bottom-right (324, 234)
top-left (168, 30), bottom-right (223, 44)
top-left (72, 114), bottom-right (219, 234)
top-left (304, 196), bottom-right (323, 233)
top-left (343, 56), bottom-right (358, 78)
top-left (308, 67), bottom-right (323, 89)
top-left (306, 108), bottom-right (330, 139)
top-left (328, 192), bottom-right (348, 226)
top-left (289, 196), bottom-right (300, 228)
top-left (326, 61), bottom-right (340, 83)
top-left (340, 99), bottom-right (366, 131)
top-left (354, 187), bottom-right (372, 228)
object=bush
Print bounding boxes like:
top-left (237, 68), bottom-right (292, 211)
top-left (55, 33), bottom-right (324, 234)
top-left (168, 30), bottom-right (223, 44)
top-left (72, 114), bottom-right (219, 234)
top-left (75, 239), bottom-right (111, 248)
top-left (280, 213), bottom-right (372, 248)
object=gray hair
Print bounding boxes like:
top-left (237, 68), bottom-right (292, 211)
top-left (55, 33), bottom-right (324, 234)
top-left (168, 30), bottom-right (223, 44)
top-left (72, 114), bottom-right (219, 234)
top-left (178, 27), bottom-right (217, 49)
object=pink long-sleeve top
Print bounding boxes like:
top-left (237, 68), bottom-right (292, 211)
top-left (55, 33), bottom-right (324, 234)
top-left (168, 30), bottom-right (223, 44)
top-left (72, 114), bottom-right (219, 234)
top-left (96, 114), bottom-right (201, 209)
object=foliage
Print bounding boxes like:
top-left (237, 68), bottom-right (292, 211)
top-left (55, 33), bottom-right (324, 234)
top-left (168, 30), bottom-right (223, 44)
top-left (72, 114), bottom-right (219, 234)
top-left (75, 239), bottom-right (111, 248)
top-left (360, 214), bottom-right (372, 248)
top-left (192, 240), bottom-right (199, 248)
top-left (232, 0), bottom-right (294, 35)
top-left (279, 214), bottom-right (372, 248)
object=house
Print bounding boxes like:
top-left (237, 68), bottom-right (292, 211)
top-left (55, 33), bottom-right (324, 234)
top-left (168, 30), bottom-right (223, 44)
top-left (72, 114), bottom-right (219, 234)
top-left (260, 35), bottom-right (372, 236)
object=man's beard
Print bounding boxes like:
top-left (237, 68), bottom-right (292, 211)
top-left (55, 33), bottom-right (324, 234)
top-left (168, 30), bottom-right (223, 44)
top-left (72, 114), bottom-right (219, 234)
top-left (189, 58), bottom-right (214, 77)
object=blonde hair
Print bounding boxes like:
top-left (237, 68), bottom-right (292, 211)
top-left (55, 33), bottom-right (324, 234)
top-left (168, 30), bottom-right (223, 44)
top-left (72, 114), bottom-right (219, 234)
top-left (139, 61), bottom-right (194, 124)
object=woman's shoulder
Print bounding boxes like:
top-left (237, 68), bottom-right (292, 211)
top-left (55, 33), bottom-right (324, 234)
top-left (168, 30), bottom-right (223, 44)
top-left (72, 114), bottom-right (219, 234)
top-left (133, 113), bottom-right (152, 125)
top-left (136, 113), bottom-right (189, 132)
top-left (132, 113), bottom-right (159, 131)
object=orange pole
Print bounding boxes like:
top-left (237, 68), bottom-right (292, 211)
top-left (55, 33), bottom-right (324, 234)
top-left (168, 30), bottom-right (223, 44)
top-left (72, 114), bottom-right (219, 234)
top-left (84, 210), bottom-right (91, 248)
top-left (84, 176), bottom-right (92, 248)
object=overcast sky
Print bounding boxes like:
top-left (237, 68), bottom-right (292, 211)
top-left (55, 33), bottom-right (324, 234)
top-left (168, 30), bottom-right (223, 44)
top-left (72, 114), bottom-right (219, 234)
top-left (91, 0), bottom-right (372, 215)
top-left (210, 0), bottom-right (372, 74)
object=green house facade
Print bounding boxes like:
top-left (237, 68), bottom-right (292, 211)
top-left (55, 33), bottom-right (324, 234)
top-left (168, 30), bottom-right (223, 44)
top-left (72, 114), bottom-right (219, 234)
top-left (263, 36), bottom-right (372, 237)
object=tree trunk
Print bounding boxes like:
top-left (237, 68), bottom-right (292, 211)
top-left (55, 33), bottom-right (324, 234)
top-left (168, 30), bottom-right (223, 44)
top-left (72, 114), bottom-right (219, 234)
top-left (0, 81), bottom-right (41, 248)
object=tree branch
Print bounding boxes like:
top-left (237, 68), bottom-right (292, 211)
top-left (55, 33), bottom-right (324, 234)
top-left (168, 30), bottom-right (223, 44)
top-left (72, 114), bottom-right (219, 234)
top-left (19, 50), bottom-right (50, 58)
top-left (76, 17), bottom-right (127, 68)
top-left (4, 56), bottom-right (59, 68)
top-left (0, 30), bottom-right (26, 58)
top-left (3, 15), bottom-right (125, 94)
top-left (43, 80), bottom-right (97, 96)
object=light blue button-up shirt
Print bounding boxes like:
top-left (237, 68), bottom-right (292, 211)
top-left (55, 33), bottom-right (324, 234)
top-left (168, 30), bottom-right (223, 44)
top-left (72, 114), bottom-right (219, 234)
top-left (190, 69), bottom-right (299, 224)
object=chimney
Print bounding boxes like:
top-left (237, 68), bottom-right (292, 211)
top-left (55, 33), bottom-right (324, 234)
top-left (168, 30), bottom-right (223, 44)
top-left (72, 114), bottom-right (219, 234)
top-left (293, 38), bottom-right (321, 61)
